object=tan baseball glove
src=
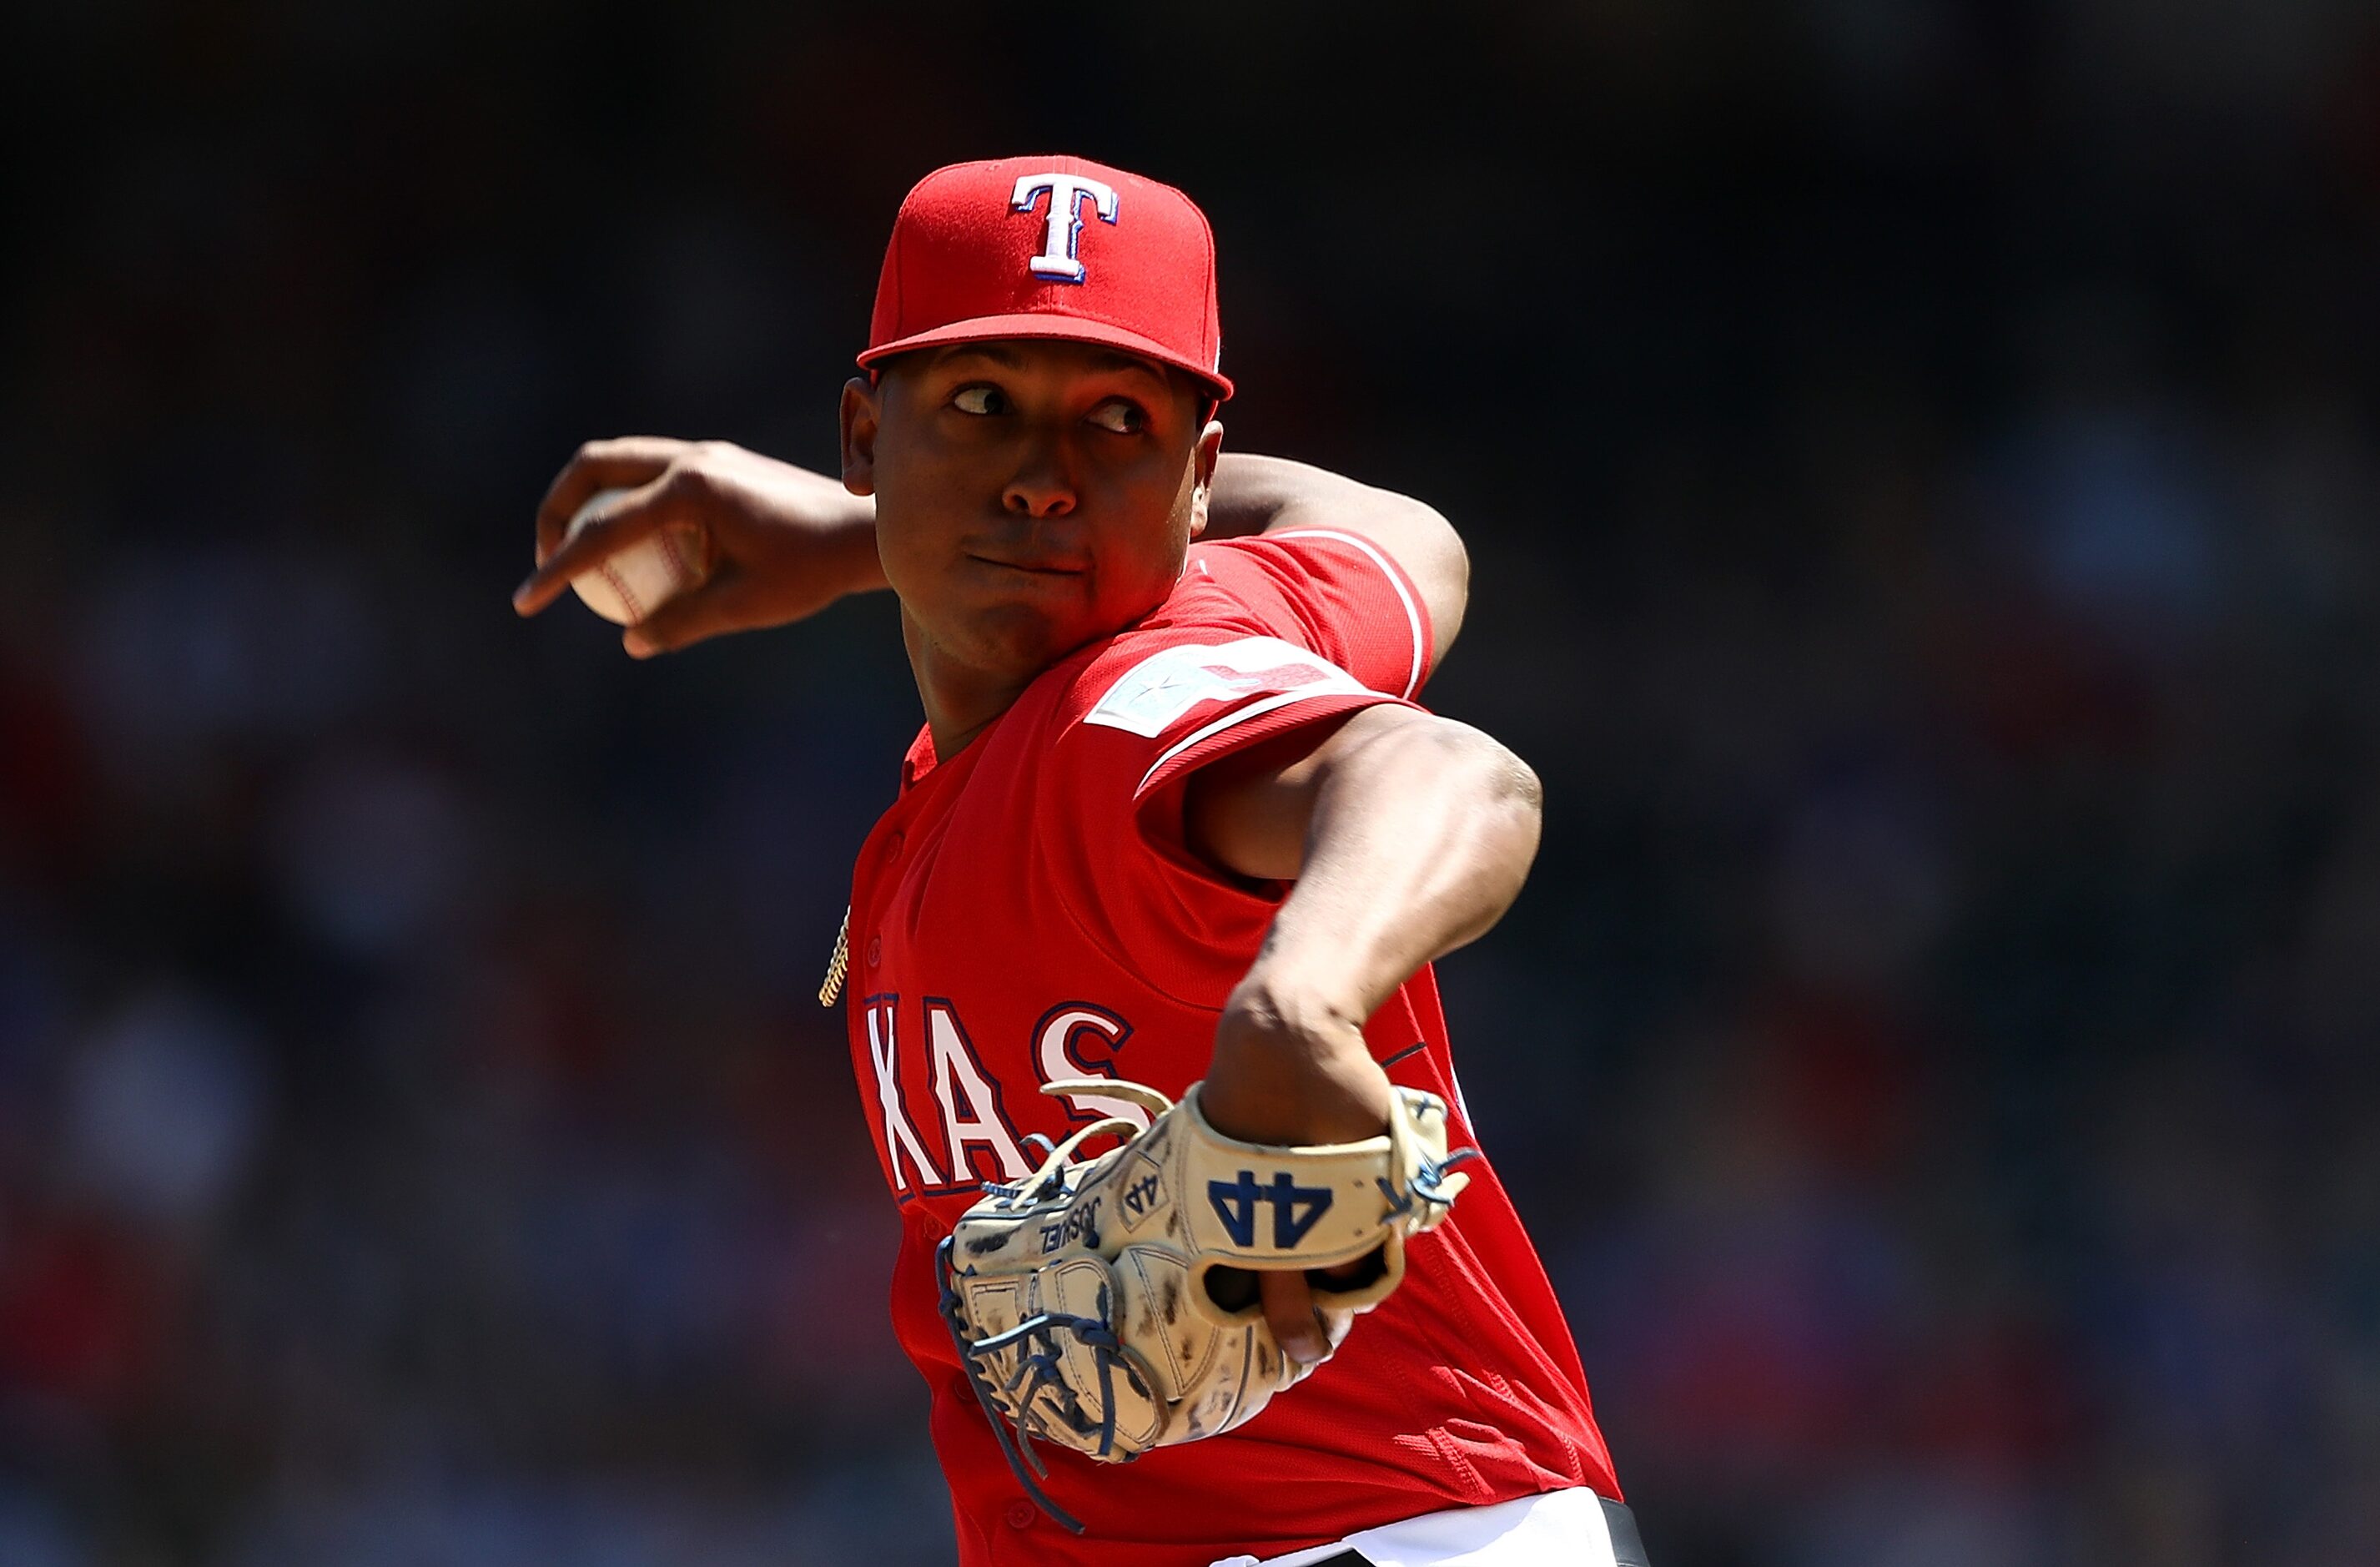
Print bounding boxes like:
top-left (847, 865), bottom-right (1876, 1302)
top-left (936, 1076), bottom-right (1474, 1532)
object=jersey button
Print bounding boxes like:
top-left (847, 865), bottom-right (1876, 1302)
top-left (865, 935), bottom-right (881, 968)
top-left (1004, 1500), bottom-right (1036, 1530)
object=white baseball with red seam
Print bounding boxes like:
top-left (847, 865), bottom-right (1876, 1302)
top-left (563, 487), bottom-right (714, 627)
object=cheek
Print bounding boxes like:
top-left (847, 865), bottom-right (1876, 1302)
top-left (868, 494), bottom-right (948, 607)
top-left (869, 443), bottom-right (974, 587)
top-left (1109, 471), bottom-right (1199, 581)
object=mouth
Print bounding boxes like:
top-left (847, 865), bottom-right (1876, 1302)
top-left (964, 552), bottom-right (1087, 578)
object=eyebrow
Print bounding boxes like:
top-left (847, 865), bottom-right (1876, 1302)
top-left (1084, 350), bottom-right (1169, 381)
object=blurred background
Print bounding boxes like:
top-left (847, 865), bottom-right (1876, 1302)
top-left (2, 2), bottom-right (2377, 1563)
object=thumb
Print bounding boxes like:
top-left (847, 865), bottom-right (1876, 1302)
top-left (1258, 1269), bottom-right (1331, 1367)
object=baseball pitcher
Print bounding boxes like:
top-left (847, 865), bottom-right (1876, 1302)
top-left (516, 156), bottom-right (1647, 1567)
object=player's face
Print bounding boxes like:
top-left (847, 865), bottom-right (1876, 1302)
top-left (841, 340), bottom-right (1222, 691)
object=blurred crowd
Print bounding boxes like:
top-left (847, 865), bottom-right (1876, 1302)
top-left (3, 3), bottom-right (2377, 1564)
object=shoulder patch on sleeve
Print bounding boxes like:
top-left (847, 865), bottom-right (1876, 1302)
top-left (1083, 636), bottom-right (1368, 738)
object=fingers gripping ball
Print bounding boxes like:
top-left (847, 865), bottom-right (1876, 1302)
top-left (938, 1077), bottom-right (1476, 1533)
top-left (564, 487), bottom-right (714, 626)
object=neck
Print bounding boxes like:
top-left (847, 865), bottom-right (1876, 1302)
top-left (902, 611), bottom-right (1036, 763)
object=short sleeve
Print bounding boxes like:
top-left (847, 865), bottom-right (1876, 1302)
top-left (1190, 532), bottom-right (1434, 701)
top-left (1034, 630), bottom-right (1419, 1006)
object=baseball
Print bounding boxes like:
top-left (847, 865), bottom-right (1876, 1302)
top-left (563, 487), bottom-right (713, 626)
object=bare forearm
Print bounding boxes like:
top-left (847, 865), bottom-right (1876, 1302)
top-left (1246, 714), bottom-right (1542, 1023)
top-left (1195, 710), bottom-right (1539, 1146)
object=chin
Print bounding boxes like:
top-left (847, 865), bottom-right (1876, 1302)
top-left (957, 604), bottom-right (1095, 678)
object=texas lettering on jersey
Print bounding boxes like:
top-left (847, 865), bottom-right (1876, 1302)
top-left (860, 992), bottom-right (1150, 1196)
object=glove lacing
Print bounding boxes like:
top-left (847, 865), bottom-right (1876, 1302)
top-left (938, 1086), bottom-right (1172, 1535)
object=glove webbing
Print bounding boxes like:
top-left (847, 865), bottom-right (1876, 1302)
top-left (938, 1236), bottom-right (1158, 1535)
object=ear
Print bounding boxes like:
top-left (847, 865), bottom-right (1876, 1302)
top-left (839, 375), bottom-right (881, 496)
top-left (1186, 419), bottom-right (1225, 540)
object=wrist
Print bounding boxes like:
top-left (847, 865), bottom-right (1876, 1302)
top-left (1202, 974), bottom-right (1389, 1146)
top-left (1237, 920), bottom-right (1396, 1031)
top-left (1224, 967), bottom-right (1366, 1046)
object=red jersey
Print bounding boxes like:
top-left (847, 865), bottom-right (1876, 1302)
top-left (841, 532), bottom-right (1617, 1566)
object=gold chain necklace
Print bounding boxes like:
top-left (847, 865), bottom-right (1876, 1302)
top-left (818, 906), bottom-right (849, 1007)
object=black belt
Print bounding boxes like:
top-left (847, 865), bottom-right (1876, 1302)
top-left (1299, 1495), bottom-right (1651, 1566)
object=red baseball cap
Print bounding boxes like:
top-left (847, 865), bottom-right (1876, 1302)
top-left (858, 155), bottom-right (1232, 402)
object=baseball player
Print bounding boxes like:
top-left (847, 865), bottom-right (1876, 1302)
top-left (516, 157), bottom-right (1646, 1567)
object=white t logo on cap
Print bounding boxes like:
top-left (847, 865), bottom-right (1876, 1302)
top-left (1011, 172), bottom-right (1120, 284)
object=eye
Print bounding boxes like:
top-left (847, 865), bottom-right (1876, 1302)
top-left (951, 384), bottom-right (1009, 416)
top-left (1087, 397), bottom-right (1149, 435)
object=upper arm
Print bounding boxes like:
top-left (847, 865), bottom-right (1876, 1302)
top-left (1210, 456), bottom-right (1469, 673)
top-left (1182, 704), bottom-right (1432, 883)
top-left (1041, 632), bottom-right (1417, 1005)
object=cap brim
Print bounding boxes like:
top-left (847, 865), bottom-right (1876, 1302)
top-left (858, 312), bottom-right (1233, 402)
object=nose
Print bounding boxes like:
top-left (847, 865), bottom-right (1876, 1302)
top-left (1003, 436), bottom-right (1077, 520)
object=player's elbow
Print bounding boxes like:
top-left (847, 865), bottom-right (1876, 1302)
top-left (1402, 718), bottom-right (1545, 942)
top-left (1491, 740), bottom-right (1543, 825)
top-left (1407, 717), bottom-right (1542, 859)
top-left (1477, 731), bottom-right (1543, 860)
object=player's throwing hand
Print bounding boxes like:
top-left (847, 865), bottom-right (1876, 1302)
top-left (514, 436), bottom-right (885, 658)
